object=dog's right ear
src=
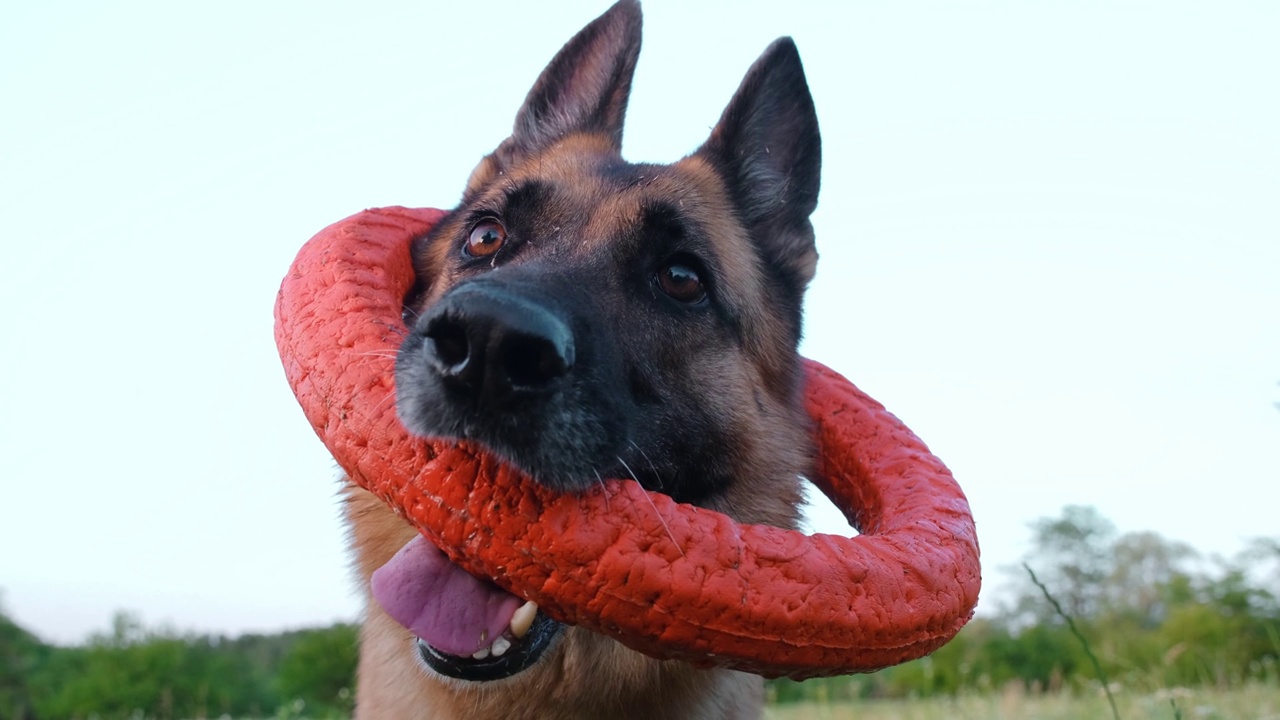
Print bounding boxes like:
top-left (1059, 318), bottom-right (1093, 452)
top-left (511, 0), bottom-right (641, 152)
top-left (466, 0), bottom-right (641, 194)
top-left (697, 38), bottom-right (821, 294)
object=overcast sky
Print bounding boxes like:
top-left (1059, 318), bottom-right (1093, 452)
top-left (2, 1), bottom-right (1277, 646)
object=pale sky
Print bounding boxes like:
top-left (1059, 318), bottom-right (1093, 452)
top-left (2, 1), bottom-right (1277, 646)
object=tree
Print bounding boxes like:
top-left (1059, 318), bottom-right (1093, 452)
top-left (1106, 530), bottom-right (1196, 626)
top-left (0, 597), bottom-right (48, 720)
top-left (276, 624), bottom-right (358, 717)
top-left (1238, 536), bottom-right (1280, 607)
top-left (1010, 505), bottom-right (1117, 623)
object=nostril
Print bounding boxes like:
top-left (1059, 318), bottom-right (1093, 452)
top-left (418, 286), bottom-right (574, 404)
top-left (425, 319), bottom-right (470, 373)
top-left (502, 333), bottom-right (572, 389)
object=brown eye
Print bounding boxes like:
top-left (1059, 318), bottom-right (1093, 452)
top-left (657, 260), bottom-right (706, 304)
top-left (466, 219), bottom-right (507, 257)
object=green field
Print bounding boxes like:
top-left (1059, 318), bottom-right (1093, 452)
top-left (766, 683), bottom-right (1280, 720)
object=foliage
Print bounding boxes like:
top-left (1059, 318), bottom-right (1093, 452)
top-left (1, 600), bottom-right (50, 720)
top-left (276, 624), bottom-right (358, 718)
top-left (768, 505), bottom-right (1280, 704)
top-left (2, 505), bottom-right (1277, 716)
top-left (0, 608), bottom-right (358, 719)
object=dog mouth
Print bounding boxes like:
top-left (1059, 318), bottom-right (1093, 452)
top-left (371, 535), bottom-right (562, 682)
top-left (413, 612), bottom-right (561, 682)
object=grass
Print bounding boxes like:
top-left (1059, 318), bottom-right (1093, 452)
top-left (765, 682), bottom-right (1280, 720)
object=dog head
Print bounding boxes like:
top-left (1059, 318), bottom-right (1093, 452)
top-left (390, 0), bottom-right (821, 688)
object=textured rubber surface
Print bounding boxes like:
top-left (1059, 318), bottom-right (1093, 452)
top-left (274, 206), bottom-right (981, 679)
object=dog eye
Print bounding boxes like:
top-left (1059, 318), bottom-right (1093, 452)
top-left (466, 219), bottom-right (507, 258)
top-left (656, 260), bottom-right (707, 304)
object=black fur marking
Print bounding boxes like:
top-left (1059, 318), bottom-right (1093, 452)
top-left (636, 200), bottom-right (752, 344)
top-left (458, 180), bottom-right (555, 267)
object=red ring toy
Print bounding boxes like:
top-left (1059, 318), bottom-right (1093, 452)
top-left (274, 206), bottom-right (980, 679)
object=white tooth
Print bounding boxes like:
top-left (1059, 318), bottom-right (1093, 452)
top-left (471, 647), bottom-right (491, 660)
top-left (491, 636), bottom-right (512, 657)
top-left (510, 600), bottom-right (538, 639)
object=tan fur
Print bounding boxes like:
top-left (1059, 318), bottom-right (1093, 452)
top-left (346, 485), bottom-right (769, 719)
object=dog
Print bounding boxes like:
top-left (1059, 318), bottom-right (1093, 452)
top-left (343, 1), bottom-right (822, 717)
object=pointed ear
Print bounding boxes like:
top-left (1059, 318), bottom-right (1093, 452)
top-left (508, 0), bottom-right (641, 155)
top-left (698, 38), bottom-right (822, 291)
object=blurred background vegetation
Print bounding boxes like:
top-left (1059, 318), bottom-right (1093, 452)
top-left (3, 504), bottom-right (1277, 719)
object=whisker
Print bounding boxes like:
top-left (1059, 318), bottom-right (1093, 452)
top-left (592, 468), bottom-right (611, 512)
top-left (618, 456), bottom-right (684, 557)
top-left (615, 455), bottom-right (637, 484)
top-left (342, 380), bottom-right (399, 418)
top-left (628, 440), bottom-right (664, 490)
top-left (371, 390), bottom-right (398, 415)
top-left (378, 318), bottom-right (410, 337)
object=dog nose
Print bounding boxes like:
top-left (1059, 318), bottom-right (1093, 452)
top-left (420, 285), bottom-right (575, 406)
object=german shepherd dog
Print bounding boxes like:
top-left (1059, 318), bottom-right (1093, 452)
top-left (344, 1), bottom-right (821, 717)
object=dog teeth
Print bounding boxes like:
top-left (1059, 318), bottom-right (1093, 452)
top-left (510, 600), bottom-right (538, 639)
top-left (491, 636), bottom-right (512, 657)
top-left (472, 647), bottom-right (491, 660)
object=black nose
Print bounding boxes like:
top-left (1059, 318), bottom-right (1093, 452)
top-left (420, 285), bottom-right (574, 407)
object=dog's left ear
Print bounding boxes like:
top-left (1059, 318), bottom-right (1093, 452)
top-left (698, 38), bottom-right (821, 292)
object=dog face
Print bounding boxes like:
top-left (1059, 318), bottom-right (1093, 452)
top-left (397, 0), bottom-right (819, 506)
top-left (382, 0), bottom-right (821, 704)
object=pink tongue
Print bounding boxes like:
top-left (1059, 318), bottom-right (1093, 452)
top-left (371, 534), bottom-right (522, 656)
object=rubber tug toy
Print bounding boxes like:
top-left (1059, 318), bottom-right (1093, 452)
top-left (274, 206), bottom-right (981, 680)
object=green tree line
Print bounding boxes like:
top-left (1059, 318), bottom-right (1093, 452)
top-left (769, 505), bottom-right (1280, 704)
top-left (3, 506), bottom-right (1277, 717)
top-left (0, 611), bottom-right (356, 719)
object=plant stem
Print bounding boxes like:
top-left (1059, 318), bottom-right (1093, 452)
top-left (1023, 563), bottom-right (1121, 720)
